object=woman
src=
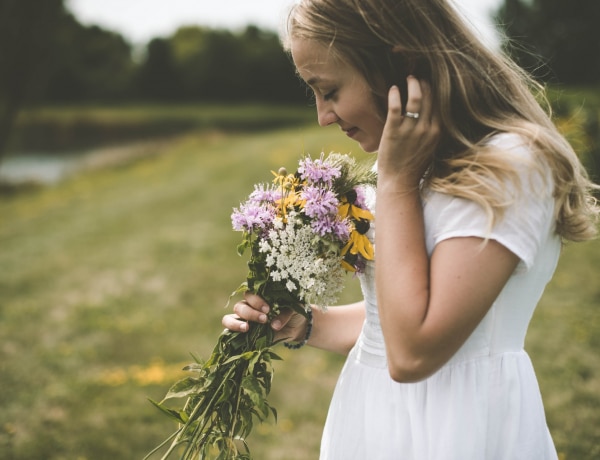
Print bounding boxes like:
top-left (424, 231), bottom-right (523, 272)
top-left (223, 0), bottom-right (599, 458)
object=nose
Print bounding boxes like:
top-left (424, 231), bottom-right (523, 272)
top-left (316, 99), bottom-right (339, 127)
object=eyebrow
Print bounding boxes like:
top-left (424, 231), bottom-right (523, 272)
top-left (306, 76), bottom-right (323, 86)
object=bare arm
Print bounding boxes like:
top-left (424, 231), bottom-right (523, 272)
top-left (307, 301), bottom-right (365, 354)
top-left (376, 80), bottom-right (519, 382)
top-left (222, 294), bottom-right (365, 355)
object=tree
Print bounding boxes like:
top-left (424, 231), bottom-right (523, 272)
top-left (495, 0), bottom-right (600, 84)
top-left (238, 25), bottom-right (305, 103)
top-left (42, 14), bottom-right (134, 103)
top-left (169, 25), bottom-right (306, 103)
top-left (136, 38), bottom-right (182, 101)
top-left (0, 0), bottom-right (64, 163)
top-left (170, 26), bottom-right (245, 101)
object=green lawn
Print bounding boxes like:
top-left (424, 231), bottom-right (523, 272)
top-left (0, 122), bottom-right (598, 459)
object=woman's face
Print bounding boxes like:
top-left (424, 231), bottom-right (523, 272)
top-left (291, 38), bottom-right (385, 153)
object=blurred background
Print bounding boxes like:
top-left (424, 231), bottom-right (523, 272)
top-left (0, 0), bottom-right (598, 459)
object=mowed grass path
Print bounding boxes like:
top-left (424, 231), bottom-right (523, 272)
top-left (0, 124), bottom-right (598, 459)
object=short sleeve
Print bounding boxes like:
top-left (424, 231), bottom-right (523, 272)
top-left (425, 134), bottom-right (556, 271)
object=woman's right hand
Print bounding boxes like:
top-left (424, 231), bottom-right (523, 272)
top-left (222, 292), bottom-right (309, 344)
top-left (377, 76), bottom-right (440, 188)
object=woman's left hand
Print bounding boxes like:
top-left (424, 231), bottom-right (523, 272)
top-left (377, 76), bottom-right (441, 189)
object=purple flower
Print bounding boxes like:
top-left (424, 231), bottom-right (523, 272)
top-left (302, 186), bottom-right (339, 219)
top-left (248, 184), bottom-right (280, 204)
top-left (301, 185), bottom-right (350, 238)
top-left (231, 201), bottom-right (275, 233)
top-left (298, 153), bottom-right (341, 186)
top-left (331, 219), bottom-right (351, 241)
top-left (354, 186), bottom-right (368, 209)
top-left (310, 215), bottom-right (337, 236)
top-left (309, 215), bottom-right (351, 239)
top-left (318, 218), bottom-right (350, 240)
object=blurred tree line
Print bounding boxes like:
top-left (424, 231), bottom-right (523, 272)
top-left (0, 0), bottom-right (305, 161)
top-left (31, 13), bottom-right (304, 105)
top-left (1, 0), bottom-right (599, 162)
top-left (495, 0), bottom-right (600, 85)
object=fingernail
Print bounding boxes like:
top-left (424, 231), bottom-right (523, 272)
top-left (240, 322), bottom-right (248, 332)
top-left (272, 320), bottom-right (281, 330)
top-left (259, 314), bottom-right (267, 323)
top-left (261, 305), bottom-right (270, 314)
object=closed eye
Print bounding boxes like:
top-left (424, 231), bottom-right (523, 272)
top-left (323, 89), bottom-right (337, 101)
top-left (300, 81), bottom-right (317, 107)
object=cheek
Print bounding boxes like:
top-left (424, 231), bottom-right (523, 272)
top-left (364, 117), bottom-right (385, 153)
top-left (363, 94), bottom-right (386, 133)
top-left (360, 112), bottom-right (385, 152)
top-left (367, 110), bottom-right (385, 140)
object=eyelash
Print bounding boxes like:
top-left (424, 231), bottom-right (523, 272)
top-left (302, 84), bottom-right (336, 105)
top-left (304, 87), bottom-right (317, 107)
top-left (323, 89), bottom-right (337, 101)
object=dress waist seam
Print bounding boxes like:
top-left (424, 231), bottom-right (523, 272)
top-left (351, 340), bottom-right (527, 370)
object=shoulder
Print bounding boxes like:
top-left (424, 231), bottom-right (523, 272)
top-left (482, 132), bottom-right (537, 162)
top-left (486, 131), bottom-right (553, 194)
top-left (423, 132), bottom-right (557, 269)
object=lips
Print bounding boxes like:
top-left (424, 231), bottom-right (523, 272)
top-left (344, 127), bottom-right (359, 138)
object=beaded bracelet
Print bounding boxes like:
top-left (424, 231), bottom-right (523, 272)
top-left (283, 308), bottom-right (313, 350)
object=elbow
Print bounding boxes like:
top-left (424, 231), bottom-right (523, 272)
top-left (386, 354), bottom-right (440, 383)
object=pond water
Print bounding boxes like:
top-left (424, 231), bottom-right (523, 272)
top-left (0, 152), bottom-right (85, 184)
top-left (0, 140), bottom-right (168, 185)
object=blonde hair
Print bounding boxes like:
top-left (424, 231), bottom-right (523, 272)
top-left (285, 0), bottom-right (599, 242)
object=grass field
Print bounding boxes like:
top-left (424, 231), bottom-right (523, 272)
top-left (0, 119), bottom-right (598, 459)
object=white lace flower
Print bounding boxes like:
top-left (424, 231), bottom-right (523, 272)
top-left (257, 217), bottom-right (346, 308)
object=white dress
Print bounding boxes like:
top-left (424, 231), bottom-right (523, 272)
top-left (320, 134), bottom-right (560, 460)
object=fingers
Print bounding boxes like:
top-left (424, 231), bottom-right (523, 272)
top-left (270, 308), bottom-right (295, 331)
top-left (384, 85), bottom-right (403, 131)
top-left (232, 296), bottom-right (269, 325)
top-left (404, 76), bottom-right (423, 118)
top-left (223, 292), bottom-right (295, 334)
top-left (387, 76), bottom-right (436, 132)
top-left (387, 76), bottom-right (429, 115)
top-left (222, 313), bottom-right (250, 332)
top-left (223, 298), bottom-right (266, 332)
top-left (385, 76), bottom-right (423, 132)
top-left (379, 76), bottom-right (440, 182)
top-left (388, 84), bottom-right (403, 114)
top-left (243, 291), bottom-right (270, 313)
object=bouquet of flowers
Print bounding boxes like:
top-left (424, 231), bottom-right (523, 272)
top-left (146, 152), bottom-right (377, 460)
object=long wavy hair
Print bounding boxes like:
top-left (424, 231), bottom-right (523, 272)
top-left (284, 0), bottom-right (598, 242)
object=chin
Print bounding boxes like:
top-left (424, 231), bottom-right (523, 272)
top-left (360, 141), bottom-right (379, 153)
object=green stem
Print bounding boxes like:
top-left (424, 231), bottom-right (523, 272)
top-left (181, 358), bottom-right (240, 459)
top-left (142, 429), bottom-right (180, 460)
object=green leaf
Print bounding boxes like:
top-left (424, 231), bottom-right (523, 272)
top-left (268, 351), bottom-right (283, 361)
top-left (162, 377), bottom-right (203, 401)
top-left (242, 375), bottom-right (262, 395)
top-left (223, 351), bottom-right (255, 365)
top-left (148, 399), bottom-right (186, 423)
top-left (218, 401), bottom-right (234, 426)
top-left (226, 282), bottom-right (249, 308)
top-left (216, 379), bottom-right (235, 405)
